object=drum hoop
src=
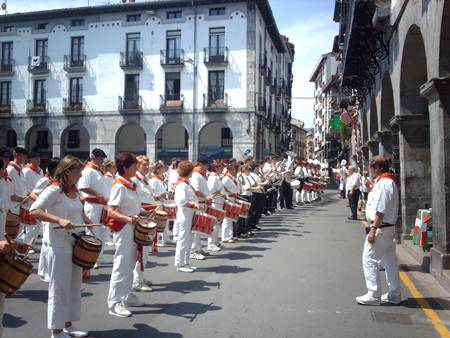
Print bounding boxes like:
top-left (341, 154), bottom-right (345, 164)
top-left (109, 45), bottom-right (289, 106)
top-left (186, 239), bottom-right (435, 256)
top-left (72, 256), bottom-right (96, 268)
top-left (2, 256), bottom-right (33, 273)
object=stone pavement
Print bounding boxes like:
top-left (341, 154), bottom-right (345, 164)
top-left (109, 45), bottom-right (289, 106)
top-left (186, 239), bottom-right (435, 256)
top-left (3, 191), bottom-right (450, 338)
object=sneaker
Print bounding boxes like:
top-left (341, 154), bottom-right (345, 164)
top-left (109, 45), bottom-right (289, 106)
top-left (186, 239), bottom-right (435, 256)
top-left (39, 275), bottom-right (49, 283)
top-left (28, 249), bottom-right (36, 254)
top-left (185, 265), bottom-right (198, 270)
top-left (63, 325), bottom-right (88, 338)
top-left (177, 266), bottom-right (194, 273)
top-left (51, 332), bottom-right (71, 338)
top-left (124, 293), bottom-right (145, 307)
top-left (356, 294), bottom-right (381, 305)
top-left (132, 283), bottom-right (153, 292)
top-left (156, 242), bottom-right (165, 247)
top-left (109, 302), bottom-right (132, 318)
top-left (190, 252), bottom-right (206, 260)
top-left (381, 293), bottom-right (401, 305)
top-left (199, 249), bottom-right (211, 256)
top-left (207, 244), bottom-right (221, 252)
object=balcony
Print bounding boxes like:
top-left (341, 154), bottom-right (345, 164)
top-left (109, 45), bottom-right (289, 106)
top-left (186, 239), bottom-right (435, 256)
top-left (28, 56), bottom-right (50, 75)
top-left (0, 60), bottom-right (15, 76)
top-left (63, 98), bottom-right (85, 115)
top-left (120, 51), bottom-right (143, 70)
top-left (203, 93), bottom-right (228, 113)
top-left (160, 49), bottom-right (185, 70)
top-left (265, 69), bottom-right (272, 86)
top-left (118, 96), bottom-right (142, 114)
top-left (0, 103), bottom-right (12, 116)
top-left (203, 47), bottom-right (228, 67)
top-left (27, 99), bottom-right (48, 116)
top-left (63, 54), bottom-right (86, 73)
top-left (160, 94), bottom-right (184, 113)
top-left (259, 53), bottom-right (267, 76)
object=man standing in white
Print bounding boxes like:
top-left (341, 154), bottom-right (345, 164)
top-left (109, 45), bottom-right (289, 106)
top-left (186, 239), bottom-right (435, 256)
top-left (77, 148), bottom-right (109, 266)
top-left (357, 155), bottom-right (401, 305)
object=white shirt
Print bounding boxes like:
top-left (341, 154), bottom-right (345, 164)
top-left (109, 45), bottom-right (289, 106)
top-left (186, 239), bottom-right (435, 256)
top-left (103, 173), bottom-right (115, 198)
top-left (339, 167), bottom-right (348, 183)
top-left (78, 165), bottom-right (107, 199)
top-left (360, 176), bottom-right (370, 193)
top-left (248, 172), bottom-right (263, 193)
top-left (23, 166), bottom-right (44, 194)
top-left (294, 166), bottom-right (304, 178)
top-left (365, 176), bottom-right (399, 224)
top-left (149, 176), bottom-right (167, 198)
top-left (30, 185), bottom-right (84, 248)
top-left (132, 172), bottom-right (155, 205)
top-left (346, 172), bottom-right (361, 191)
top-left (108, 176), bottom-right (140, 218)
top-left (262, 162), bottom-right (273, 175)
top-left (222, 174), bottom-right (239, 196)
top-left (7, 163), bottom-right (27, 212)
top-left (207, 173), bottom-right (225, 206)
top-left (168, 169), bottom-right (179, 192)
top-left (32, 176), bottom-right (51, 195)
top-left (190, 171), bottom-right (210, 201)
top-left (175, 180), bottom-right (198, 208)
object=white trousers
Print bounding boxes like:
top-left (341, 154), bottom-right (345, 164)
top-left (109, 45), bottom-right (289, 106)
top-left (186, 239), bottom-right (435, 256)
top-left (191, 232), bottom-right (203, 253)
top-left (172, 220), bottom-right (179, 237)
top-left (37, 221), bottom-right (49, 281)
top-left (159, 221), bottom-right (171, 243)
top-left (107, 224), bottom-right (136, 308)
top-left (47, 243), bottom-right (82, 329)
top-left (362, 227), bottom-right (401, 299)
top-left (20, 224), bottom-right (40, 244)
top-left (0, 292), bottom-right (4, 338)
top-left (208, 223), bottom-right (221, 246)
top-left (133, 245), bottom-right (150, 287)
top-left (175, 208), bottom-right (194, 267)
top-left (84, 203), bottom-right (110, 263)
top-left (221, 218), bottom-right (234, 241)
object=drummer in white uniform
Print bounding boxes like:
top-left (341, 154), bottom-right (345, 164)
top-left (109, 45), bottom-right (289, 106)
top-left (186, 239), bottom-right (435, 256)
top-left (207, 161), bottom-right (226, 252)
top-left (31, 155), bottom-right (91, 338)
top-left (222, 164), bottom-right (239, 242)
top-left (174, 161), bottom-right (200, 273)
top-left (356, 155), bottom-right (401, 306)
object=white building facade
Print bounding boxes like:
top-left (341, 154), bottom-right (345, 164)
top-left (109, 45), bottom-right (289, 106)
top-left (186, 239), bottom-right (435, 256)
top-left (0, 0), bottom-right (294, 163)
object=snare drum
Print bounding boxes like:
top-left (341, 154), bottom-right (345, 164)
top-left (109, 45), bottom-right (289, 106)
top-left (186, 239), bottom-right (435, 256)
top-left (223, 201), bottom-right (241, 221)
top-left (0, 254), bottom-right (33, 295)
top-left (141, 203), bottom-right (160, 212)
top-left (154, 210), bottom-right (168, 232)
top-left (6, 212), bottom-right (20, 239)
top-left (206, 206), bottom-right (225, 222)
top-left (134, 221), bottom-right (157, 246)
top-left (162, 202), bottom-right (177, 220)
top-left (304, 182), bottom-right (314, 191)
top-left (290, 179), bottom-right (301, 189)
top-left (72, 235), bottom-right (103, 269)
top-left (191, 212), bottom-right (216, 236)
top-left (236, 200), bottom-right (251, 218)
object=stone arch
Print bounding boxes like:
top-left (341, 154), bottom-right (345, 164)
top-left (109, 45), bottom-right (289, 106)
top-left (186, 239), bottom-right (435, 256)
top-left (115, 123), bottom-right (146, 156)
top-left (380, 72), bottom-right (395, 131)
top-left (61, 124), bottom-right (90, 160)
top-left (400, 25), bottom-right (428, 115)
top-left (198, 121), bottom-right (233, 160)
top-left (0, 126), bottom-right (17, 149)
top-left (25, 125), bottom-right (53, 161)
top-left (440, 0), bottom-right (450, 76)
top-left (369, 97), bottom-right (378, 139)
top-left (155, 122), bottom-right (189, 164)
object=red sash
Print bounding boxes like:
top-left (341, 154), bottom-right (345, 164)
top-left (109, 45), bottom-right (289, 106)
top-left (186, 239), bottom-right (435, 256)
top-left (19, 207), bottom-right (36, 225)
top-left (82, 197), bottom-right (107, 205)
top-left (193, 167), bottom-right (207, 178)
top-left (25, 164), bottom-right (42, 175)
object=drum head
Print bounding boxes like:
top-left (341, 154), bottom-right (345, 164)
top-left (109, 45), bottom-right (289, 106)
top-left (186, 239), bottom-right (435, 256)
top-left (156, 210), bottom-right (168, 216)
top-left (82, 235), bottom-right (102, 245)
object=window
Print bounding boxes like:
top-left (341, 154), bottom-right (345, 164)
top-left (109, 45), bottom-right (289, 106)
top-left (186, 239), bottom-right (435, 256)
top-left (184, 130), bottom-right (188, 149)
top-left (165, 72), bottom-right (180, 101)
top-left (209, 7), bottom-right (225, 16)
top-left (124, 74), bottom-right (139, 102)
top-left (126, 33), bottom-right (140, 61)
top-left (208, 71), bottom-right (224, 103)
top-left (34, 79), bottom-right (46, 105)
top-left (71, 19), bottom-right (85, 27)
top-left (71, 36), bottom-right (84, 64)
top-left (1, 41), bottom-right (13, 67)
top-left (0, 81), bottom-right (11, 106)
top-left (127, 14), bottom-right (141, 22)
top-left (166, 30), bottom-right (181, 63)
top-left (221, 128), bottom-right (233, 147)
top-left (209, 27), bottom-right (225, 57)
top-left (69, 78), bottom-right (83, 105)
top-left (167, 11), bottom-right (182, 19)
top-left (68, 130), bottom-right (80, 149)
top-left (7, 130), bottom-right (16, 147)
top-left (35, 39), bottom-right (48, 59)
top-left (37, 23), bottom-right (48, 30)
top-left (2, 26), bottom-right (13, 32)
top-left (36, 130), bottom-right (49, 148)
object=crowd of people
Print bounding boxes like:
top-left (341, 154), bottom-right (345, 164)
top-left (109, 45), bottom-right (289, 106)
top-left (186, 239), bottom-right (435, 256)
top-left (0, 147), bottom-right (328, 338)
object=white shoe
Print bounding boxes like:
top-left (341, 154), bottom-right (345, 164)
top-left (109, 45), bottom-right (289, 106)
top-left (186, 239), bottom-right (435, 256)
top-left (207, 244), bottom-right (221, 252)
top-left (185, 265), bottom-right (197, 270)
top-left (132, 283), bottom-right (153, 292)
top-left (156, 242), bottom-right (165, 247)
top-left (356, 294), bottom-right (381, 305)
top-left (124, 293), bottom-right (145, 307)
top-left (63, 325), bottom-right (88, 338)
top-left (109, 302), bottom-right (131, 318)
top-left (143, 279), bottom-right (153, 287)
top-left (28, 249), bottom-right (36, 254)
top-left (39, 275), bottom-right (49, 283)
top-left (381, 293), bottom-right (401, 305)
top-left (105, 241), bottom-right (115, 247)
top-left (177, 266), bottom-right (194, 273)
top-left (51, 332), bottom-right (71, 338)
top-left (173, 236), bottom-right (179, 242)
top-left (190, 252), bottom-right (206, 260)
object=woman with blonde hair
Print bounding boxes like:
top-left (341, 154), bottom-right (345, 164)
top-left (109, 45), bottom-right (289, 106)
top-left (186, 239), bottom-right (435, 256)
top-left (30, 155), bottom-right (91, 338)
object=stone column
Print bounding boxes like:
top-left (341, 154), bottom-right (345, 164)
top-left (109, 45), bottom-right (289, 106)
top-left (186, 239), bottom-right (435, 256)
top-left (52, 142), bottom-right (61, 158)
top-left (146, 142), bottom-right (156, 162)
top-left (366, 139), bottom-right (379, 158)
top-left (420, 77), bottom-right (450, 284)
top-left (376, 130), bottom-right (393, 156)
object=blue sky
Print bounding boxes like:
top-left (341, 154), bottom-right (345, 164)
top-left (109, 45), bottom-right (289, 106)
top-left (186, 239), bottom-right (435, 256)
top-left (5, 0), bottom-right (338, 128)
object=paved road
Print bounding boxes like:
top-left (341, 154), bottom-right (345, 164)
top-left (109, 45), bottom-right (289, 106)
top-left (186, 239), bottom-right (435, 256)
top-left (3, 192), bottom-right (449, 338)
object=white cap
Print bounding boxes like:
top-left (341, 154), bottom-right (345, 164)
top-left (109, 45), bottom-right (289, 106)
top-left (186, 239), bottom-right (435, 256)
top-left (341, 159), bottom-right (347, 166)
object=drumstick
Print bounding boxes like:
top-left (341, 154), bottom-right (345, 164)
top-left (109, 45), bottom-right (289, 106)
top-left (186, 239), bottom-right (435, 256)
top-left (52, 224), bottom-right (103, 230)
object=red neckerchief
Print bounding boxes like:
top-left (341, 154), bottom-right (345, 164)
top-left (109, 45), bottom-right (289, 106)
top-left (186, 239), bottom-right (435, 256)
top-left (8, 162), bottom-right (22, 176)
top-left (51, 181), bottom-right (79, 193)
top-left (153, 175), bottom-right (165, 182)
top-left (370, 172), bottom-right (396, 192)
top-left (85, 162), bottom-right (104, 174)
top-left (135, 172), bottom-right (149, 185)
top-left (25, 164), bottom-right (42, 175)
top-left (176, 177), bottom-right (190, 187)
top-left (104, 172), bottom-right (113, 178)
top-left (193, 167), bottom-right (207, 178)
top-left (113, 176), bottom-right (137, 192)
